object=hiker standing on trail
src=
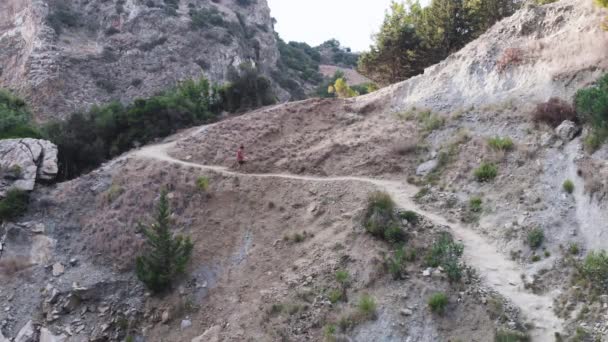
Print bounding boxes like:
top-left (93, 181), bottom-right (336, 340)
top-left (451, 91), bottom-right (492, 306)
top-left (236, 145), bottom-right (246, 168)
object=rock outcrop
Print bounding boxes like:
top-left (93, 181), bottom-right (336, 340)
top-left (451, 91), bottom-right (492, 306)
top-left (0, 138), bottom-right (58, 196)
top-left (0, 0), bottom-right (284, 120)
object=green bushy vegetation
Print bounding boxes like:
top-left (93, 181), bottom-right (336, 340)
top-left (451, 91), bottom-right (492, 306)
top-left (488, 136), bottom-right (514, 151)
top-left (274, 36), bottom-right (323, 99)
top-left (136, 190), bottom-right (194, 293)
top-left (359, 0), bottom-right (519, 84)
top-left (495, 329), bottom-right (530, 342)
top-left (43, 69), bottom-right (274, 180)
top-left (526, 228), bottom-right (544, 249)
top-left (474, 162), bottom-right (498, 182)
top-left (0, 189), bottom-right (30, 223)
top-left (428, 292), bottom-right (448, 313)
top-left (44, 77), bottom-right (222, 180)
top-left (581, 250), bottom-right (608, 291)
top-left (575, 74), bottom-right (608, 150)
top-left (563, 179), bottom-right (574, 194)
top-left (221, 63), bottom-right (277, 113)
top-left (425, 232), bottom-right (464, 282)
top-left (0, 90), bottom-right (41, 139)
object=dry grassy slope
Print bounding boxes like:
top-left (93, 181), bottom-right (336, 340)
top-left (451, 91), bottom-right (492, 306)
top-left (2, 155), bottom-right (502, 342)
top-left (162, 0), bottom-right (608, 339)
top-left (172, 97), bottom-right (418, 177)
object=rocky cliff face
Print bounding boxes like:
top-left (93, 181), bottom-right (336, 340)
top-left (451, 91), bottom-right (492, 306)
top-left (0, 0), bottom-right (282, 121)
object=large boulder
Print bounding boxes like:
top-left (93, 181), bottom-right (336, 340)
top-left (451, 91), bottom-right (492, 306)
top-left (39, 327), bottom-right (67, 342)
top-left (555, 120), bottom-right (580, 141)
top-left (0, 139), bottom-right (58, 196)
top-left (416, 159), bottom-right (439, 176)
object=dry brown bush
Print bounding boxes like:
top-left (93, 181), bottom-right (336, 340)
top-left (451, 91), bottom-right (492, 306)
top-left (391, 139), bottom-right (420, 156)
top-left (532, 97), bottom-right (577, 127)
top-left (0, 256), bottom-right (31, 277)
top-left (496, 48), bottom-right (524, 73)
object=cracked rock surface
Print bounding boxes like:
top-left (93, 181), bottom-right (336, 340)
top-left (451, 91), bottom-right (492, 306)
top-left (0, 138), bottom-right (58, 196)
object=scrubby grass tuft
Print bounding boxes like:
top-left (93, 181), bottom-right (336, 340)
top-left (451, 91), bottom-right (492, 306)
top-left (495, 329), bottom-right (530, 342)
top-left (384, 225), bottom-right (406, 244)
top-left (364, 191), bottom-right (395, 239)
top-left (425, 232), bottom-right (464, 282)
top-left (399, 210), bottom-right (419, 224)
top-left (526, 228), bottom-right (544, 249)
top-left (568, 242), bottom-right (580, 255)
top-left (428, 292), bottom-right (448, 314)
top-left (474, 162), bottom-right (498, 182)
top-left (386, 246), bottom-right (407, 280)
top-left (562, 179), bottom-right (574, 194)
top-left (488, 136), bottom-right (514, 151)
top-left (357, 294), bottom-right (377, 319)
top-left (469, 197), bottom-right (483, 212)
top-left (581, 250), bottom-right (608, 291)
top-left (196, 176), bottom-right (209, 191)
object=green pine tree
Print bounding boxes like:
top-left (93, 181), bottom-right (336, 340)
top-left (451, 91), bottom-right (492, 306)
top-left (136, 190), bottom-right (194, 293)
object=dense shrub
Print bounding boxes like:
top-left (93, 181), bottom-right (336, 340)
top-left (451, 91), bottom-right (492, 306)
top-left (136, 190), bottom-right (194, 293)
top-left (526, 228), bottom-right (544, 249)
top-left (575, 74), bottom-right (608, 148)
top-left (221, 63), bottom-right (277, 113)
top-left (533, 97), bottom-right (577, 127)
top-left (425, 232), bottom-right (464, 282)
top-left (45, 77), bottom-right (222, 180)
top-left (581, 250), bottom-right (608, 291)
top-left (0, 189), bottom-right (30, 223)
top-left (428, 292), bottom-right (448, 313)
top-left (0, 90), bottom-right (41, 139)
top-left (363, 191), bottom-right (395, 238)
top-left (474, 162), bottom-right (498, 182)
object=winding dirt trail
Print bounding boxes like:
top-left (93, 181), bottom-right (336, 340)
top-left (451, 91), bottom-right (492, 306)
top-left (134, 136), bottom-right (563, 341)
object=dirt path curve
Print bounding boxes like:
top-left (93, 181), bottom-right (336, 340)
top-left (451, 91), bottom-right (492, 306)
top-left (134, 135), bottom-right (563, 341)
